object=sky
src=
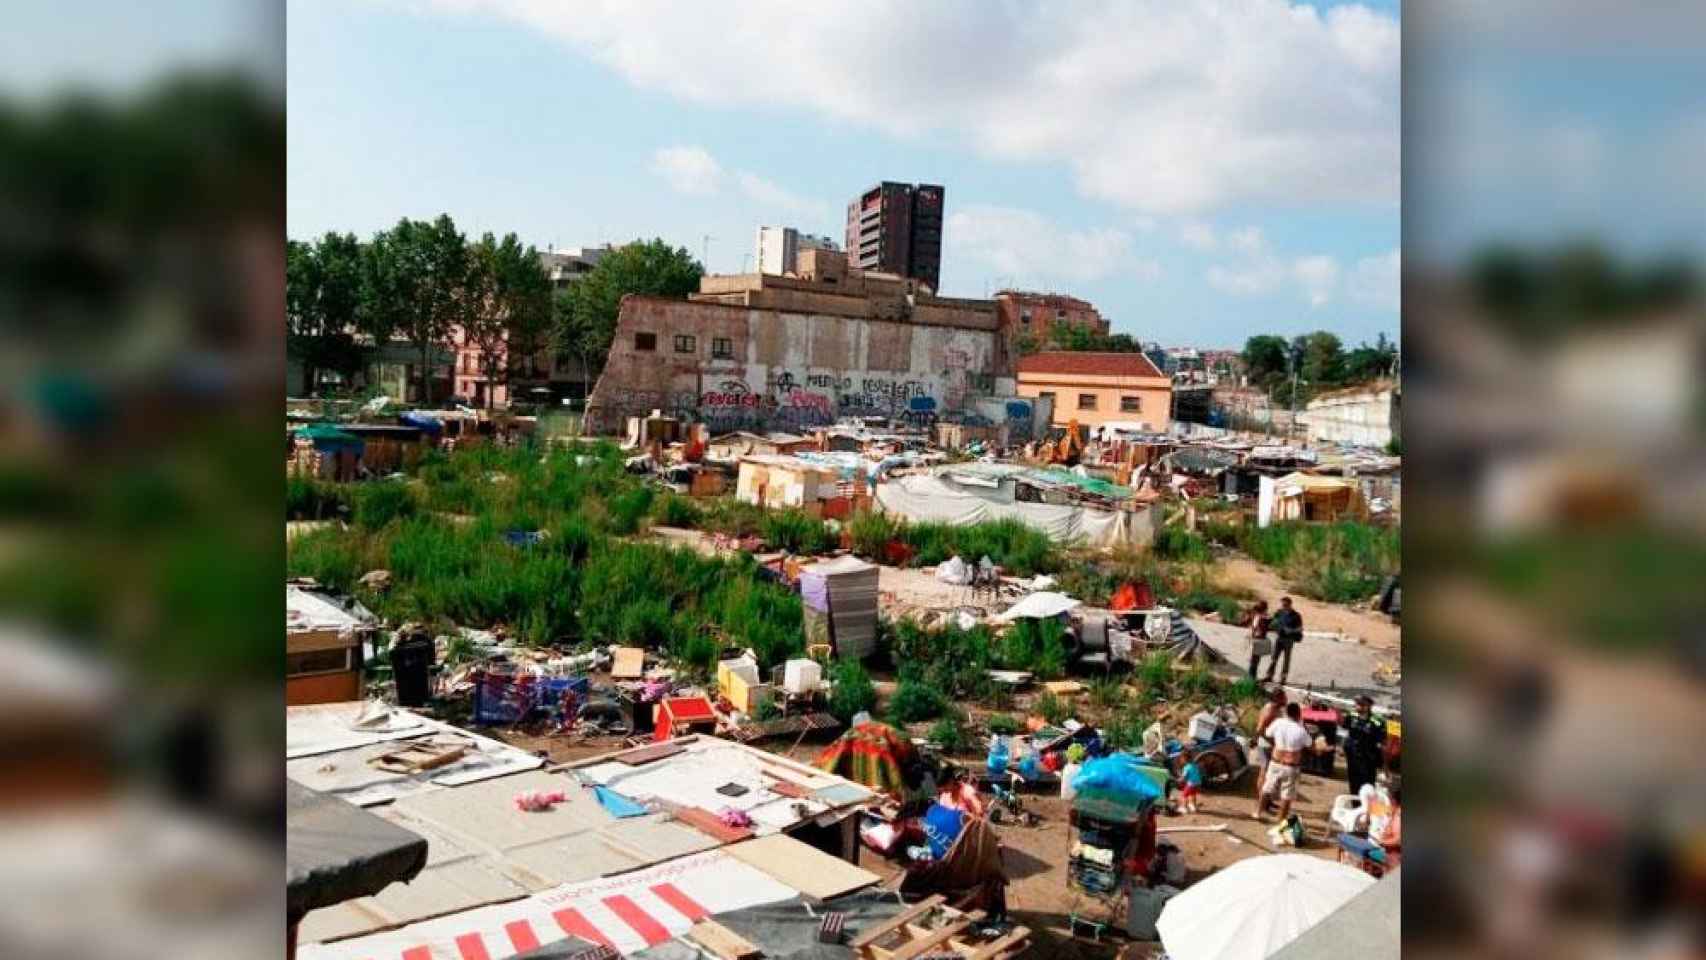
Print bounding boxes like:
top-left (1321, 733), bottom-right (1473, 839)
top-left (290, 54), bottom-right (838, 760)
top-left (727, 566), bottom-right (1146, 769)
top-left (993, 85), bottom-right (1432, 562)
top-left (286, 0), bottom-right (1401, 348)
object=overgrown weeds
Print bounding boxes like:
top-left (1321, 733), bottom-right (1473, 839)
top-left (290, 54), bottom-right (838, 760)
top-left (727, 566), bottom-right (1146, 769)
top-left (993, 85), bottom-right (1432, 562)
top-left (827, 658), bottom-right (877, 723)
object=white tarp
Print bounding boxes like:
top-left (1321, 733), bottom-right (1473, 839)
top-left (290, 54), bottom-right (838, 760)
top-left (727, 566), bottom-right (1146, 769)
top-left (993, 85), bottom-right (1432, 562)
top-left (993, 591), bottom-right (1082, 622)
top-left (875, 473), bottom-right (1151, 548)
top-left (299, 848), bottom-right (798, 960)
top-left (1157, 854), bottom-right (1374, 960)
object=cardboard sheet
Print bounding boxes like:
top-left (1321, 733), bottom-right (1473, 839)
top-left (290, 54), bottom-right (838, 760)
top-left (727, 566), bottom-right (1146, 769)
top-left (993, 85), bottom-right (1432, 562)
top-left (612, 647), bottom-right (646, 679)
top-left (724, 834), bottom-right (879, 902)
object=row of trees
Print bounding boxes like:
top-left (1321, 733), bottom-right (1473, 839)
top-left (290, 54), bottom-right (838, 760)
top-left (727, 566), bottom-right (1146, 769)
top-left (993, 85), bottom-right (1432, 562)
top-left (1242, 331), bottom-right (1397, 405)
top-left (1014, 323), bottom-right (1144, 357)
top-left (286, 214), bottom-right (702, 406)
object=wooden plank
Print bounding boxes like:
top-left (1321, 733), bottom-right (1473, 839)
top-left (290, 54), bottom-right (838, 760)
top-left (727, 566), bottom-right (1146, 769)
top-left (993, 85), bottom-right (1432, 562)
top-left (725, 834), bottom-right (879, 902)
top-left (963, 926), bottom-right (1030, 960)
top-left (611, 647), bottom-right (646, 680)
top-left (848, 896), bottom-right (945, 950)
top-left (887, 917), bottom-right (975, 960)
top-left (673, 806), bottom-right (755, 844)
top-left (689, 919), bottom-right (762, 960)
top-left (615, 741), bottom-right (686, 766)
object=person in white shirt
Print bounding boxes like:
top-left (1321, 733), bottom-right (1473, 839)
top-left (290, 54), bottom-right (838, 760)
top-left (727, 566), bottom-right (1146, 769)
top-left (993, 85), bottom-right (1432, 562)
top-left (1252, 702), bottom-right (1312, 824)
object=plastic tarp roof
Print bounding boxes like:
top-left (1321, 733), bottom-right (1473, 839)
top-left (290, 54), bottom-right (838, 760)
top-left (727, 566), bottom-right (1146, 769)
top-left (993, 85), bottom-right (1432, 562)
top-left (876, 473), bottom-right (1150, 548)
top-left (1269, 869), bottom-right (1399, 960)
top-left (1276, 472), bottom-right (1357, 494)
top-left (288, 585), bottom-right (369, 634)
top-left (992, 591), bottom-right (1082, 622)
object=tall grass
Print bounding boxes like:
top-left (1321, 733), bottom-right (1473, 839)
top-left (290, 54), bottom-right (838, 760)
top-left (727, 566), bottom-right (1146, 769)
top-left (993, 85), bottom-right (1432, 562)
top-left (1242, 521), bottom-right (1399, 602)
top-left (760, 509), bottom-right (837, 555)
top-left (893, 517), bottom-right (1059, 576)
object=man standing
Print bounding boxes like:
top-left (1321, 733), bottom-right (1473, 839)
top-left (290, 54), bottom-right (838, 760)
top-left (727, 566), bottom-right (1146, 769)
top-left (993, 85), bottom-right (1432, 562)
top-left (1263, 596), bottom-right (1303, 685)
top-left (1253, 702), bottom-right (1312, 824)
top-left (1342, 694), bottom-right (1386, 795)
top-left (1251, 688), bottom-right (1287, 814)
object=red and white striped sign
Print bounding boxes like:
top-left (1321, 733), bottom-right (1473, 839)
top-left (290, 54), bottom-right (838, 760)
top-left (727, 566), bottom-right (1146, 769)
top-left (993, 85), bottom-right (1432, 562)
top-left (301, 850), bottom-right (797, 960)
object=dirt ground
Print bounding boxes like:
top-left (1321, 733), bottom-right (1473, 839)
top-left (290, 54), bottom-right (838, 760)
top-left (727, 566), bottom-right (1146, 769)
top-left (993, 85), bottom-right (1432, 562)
top-left (488, 703), bottom-right (1357, 960)
top-left (1215, 555), bottom-right (1400, 653)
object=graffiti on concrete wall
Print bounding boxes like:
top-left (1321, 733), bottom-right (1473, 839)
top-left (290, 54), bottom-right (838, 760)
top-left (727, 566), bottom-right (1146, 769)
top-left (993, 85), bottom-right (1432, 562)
top-left (598, 370), bottom-right (963, 432)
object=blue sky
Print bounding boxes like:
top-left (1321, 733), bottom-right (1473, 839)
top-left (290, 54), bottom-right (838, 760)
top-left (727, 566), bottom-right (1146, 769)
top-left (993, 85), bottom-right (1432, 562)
top-left (288, 0), bottom-right (1401, 348)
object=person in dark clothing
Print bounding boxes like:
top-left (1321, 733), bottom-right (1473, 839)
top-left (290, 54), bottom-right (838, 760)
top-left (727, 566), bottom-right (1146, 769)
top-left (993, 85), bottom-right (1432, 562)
top-left (1342, 694), bottom-right (1386, 794)
top-left (1263, 597), bottom-right (1303, 684)
top-left (1245, 600), bottom-right (1271, 679)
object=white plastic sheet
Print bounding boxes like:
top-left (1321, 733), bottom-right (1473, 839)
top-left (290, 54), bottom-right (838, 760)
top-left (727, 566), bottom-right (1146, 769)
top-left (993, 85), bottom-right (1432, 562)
top-left (992, 591), bottom-right (1082, 622)
top-left (875, 474), bottom-right (1151, 548)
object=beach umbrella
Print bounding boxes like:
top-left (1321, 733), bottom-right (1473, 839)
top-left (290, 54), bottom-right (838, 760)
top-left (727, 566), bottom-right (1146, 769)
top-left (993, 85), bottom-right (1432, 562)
top-left (814, 721), bottom-right (919, 799)
top-left (1157, 853), bottom-right (1374, 960)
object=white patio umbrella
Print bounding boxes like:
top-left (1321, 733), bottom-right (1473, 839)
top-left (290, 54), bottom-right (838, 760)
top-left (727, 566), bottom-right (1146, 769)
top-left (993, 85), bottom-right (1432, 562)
top-left (1157, 854), bottom-right (1374, 960)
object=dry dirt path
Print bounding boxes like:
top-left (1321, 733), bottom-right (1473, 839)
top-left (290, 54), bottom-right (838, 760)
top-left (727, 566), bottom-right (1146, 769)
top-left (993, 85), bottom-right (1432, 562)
top-left (1215, 555), bottom-right (1400, 653)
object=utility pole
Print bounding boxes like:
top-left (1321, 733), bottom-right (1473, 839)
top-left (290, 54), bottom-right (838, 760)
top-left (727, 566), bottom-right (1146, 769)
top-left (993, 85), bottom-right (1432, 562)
top-left (702, 234), bottom-right (712, 270)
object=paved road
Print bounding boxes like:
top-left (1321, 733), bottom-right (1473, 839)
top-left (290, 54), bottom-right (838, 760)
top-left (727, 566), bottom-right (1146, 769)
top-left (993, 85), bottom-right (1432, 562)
top-left (1186, 617), bottom-right (1402, 710)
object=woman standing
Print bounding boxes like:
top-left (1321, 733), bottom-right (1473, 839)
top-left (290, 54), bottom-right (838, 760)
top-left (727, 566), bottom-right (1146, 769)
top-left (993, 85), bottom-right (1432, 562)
top-left (1245, 600), bottom-right (1271, 679)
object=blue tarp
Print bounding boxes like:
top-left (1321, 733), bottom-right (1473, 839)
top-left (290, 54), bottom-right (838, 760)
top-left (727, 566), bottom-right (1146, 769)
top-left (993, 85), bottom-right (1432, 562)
top-left (1071, 753), bottom-right (1164, 823)
top-left (399, 411), bottom-right (443, 435)
top-left (592, 785), bottom-right (648, 818)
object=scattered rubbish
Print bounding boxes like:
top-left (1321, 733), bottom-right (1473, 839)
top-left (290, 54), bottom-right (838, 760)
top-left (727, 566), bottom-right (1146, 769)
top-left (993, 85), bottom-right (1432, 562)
top-left (514, 788), bottom-right (568, 812)
top-left (591, 785), bottom-right (647, 818)
top-left (368, 739), bottom-right (469, 774)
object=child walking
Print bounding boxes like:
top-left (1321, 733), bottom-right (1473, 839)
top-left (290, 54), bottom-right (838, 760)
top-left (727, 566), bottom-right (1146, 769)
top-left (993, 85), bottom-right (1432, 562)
top-left (1179, 749), bottom-right (1204, 814)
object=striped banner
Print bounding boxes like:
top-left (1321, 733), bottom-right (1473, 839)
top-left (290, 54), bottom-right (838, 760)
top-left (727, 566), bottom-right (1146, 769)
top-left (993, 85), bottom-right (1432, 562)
top-left (300, 850), bottom-right (796, 960)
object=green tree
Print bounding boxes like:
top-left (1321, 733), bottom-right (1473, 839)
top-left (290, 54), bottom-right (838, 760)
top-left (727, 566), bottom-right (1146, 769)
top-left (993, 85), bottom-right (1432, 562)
top-left (365, 215), bottom-right (468, 405)
top-left (559, 238), bottom-right (702, 382)
top-left (1342, 331), bottom-right (1397, 383)
top-left (462, 232), bottom-right (552, 409)
top-left (1242, 335), bottom-right (1289, 387)
top-left (286, 232), bottom-right (369, 395)
top-left (1296, 330), bottom-right (1345, 386)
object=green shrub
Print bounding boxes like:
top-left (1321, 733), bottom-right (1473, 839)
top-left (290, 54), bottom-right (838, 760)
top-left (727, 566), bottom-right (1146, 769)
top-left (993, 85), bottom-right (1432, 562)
top-left (889, 618), bottom-right (997, 699)
top-left (607, 487), bottom-right (655, 535)
top-left (827, 658), bottom-right (877, 723)
top-left (1089, 675), bottom-right (1126, 710)
top-left (652, 493), bottom-right (702, 528)
top-left (899, 518), bottom-right (1059, 576)
top-left (286, 526), bottom-right (366, 592)
top-left (848, 511), bottom-right (901, 559)
top-left (699, 498), bottom-right (769, 538)
top-left (996, 618), bottom-right (1068, 679)
top-left (354, 481), bottom-right (418, 529)
top-left (1153, 523), bottom-right (1213, 563)
top-left (887, 679), bottom-right (949, 725)
top-left (1227, 675), bottom-right (1265, 704)
top-left (1137, 651), bottom-right (1174, 698)
top-left (1035, 689), bottom-right (1069, 725)
top-left (1240, 521), bottom-right (1399, 603)
top-left (1103, 709), bottom-right (1149, 751)
top-left (760, 509), bottom-right (835, 554)
top-left (929, 716), bottom-right (970, 753)
top-left (985, 713), bottom-right (1022, 735)
top-left (287, 476), bottom-right (349, 520)
top-left (1178, 663), bottom-right (1220, 698)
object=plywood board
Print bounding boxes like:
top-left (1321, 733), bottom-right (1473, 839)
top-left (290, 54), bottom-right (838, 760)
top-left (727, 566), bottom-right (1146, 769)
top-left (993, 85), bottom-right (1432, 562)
top-left (724, 833), bottom-right (879, 901)
top-left (689, 919), bottom-right (762, 960)
top-left (601, 816), bottom-right (721, 864)
top-left (612, 647), bottom-right (646, 679)
top-left (393, 770), bottom-right (612, 852)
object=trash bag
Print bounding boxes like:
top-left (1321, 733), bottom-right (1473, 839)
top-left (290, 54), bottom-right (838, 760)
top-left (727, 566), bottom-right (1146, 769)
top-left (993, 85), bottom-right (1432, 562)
top-left (937, 556), bottom-right (971, 585)
top-left (986, 735), bottom-right (1010, 778)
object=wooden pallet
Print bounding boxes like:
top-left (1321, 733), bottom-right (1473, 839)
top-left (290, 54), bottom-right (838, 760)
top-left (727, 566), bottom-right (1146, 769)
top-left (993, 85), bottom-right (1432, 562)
top-left (850, 896), bottom-right (1029, 960)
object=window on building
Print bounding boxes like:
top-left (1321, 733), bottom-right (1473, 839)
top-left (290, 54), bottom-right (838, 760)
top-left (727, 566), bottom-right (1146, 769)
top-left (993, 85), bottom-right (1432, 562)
top-left (1078, 393), bottom-right (1098, 410)
top-left (712, 337), bottom-right (733, 359)
top-left (1057, 308), bottom-right (1067, 320)
top-left (674, 334), bottom-right (697, 354)
top-left (1120, 395), bottom-right (1143, 413)
top-left (1020, 310), bottom-right (1032, 327)
top-left (1038, 391), bottom-right (1056, 404)
top-left (634, 332), bottom-right (657, 351)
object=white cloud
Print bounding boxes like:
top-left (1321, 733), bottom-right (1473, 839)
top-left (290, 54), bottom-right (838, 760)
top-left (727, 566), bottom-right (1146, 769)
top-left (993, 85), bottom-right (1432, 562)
top-left (1179, 221), bottom-right (1218, 251)
top-left (947, 205), bottom-right (1157, 285)
top-left (421, 0), bottom-right (1398, 216)
top-left (1293, 255), bottom-right (1341, 307)
top-left (650, 145), bottom-right (722, 195)
top-left (1346, 248), bottom-right (1400, 311)
top-left (1206, 235), bottom-right (1363, 310)
top-left (733, 172), bottom-right (830, 220)
top-left (651, 146), bottom-right (829, 220)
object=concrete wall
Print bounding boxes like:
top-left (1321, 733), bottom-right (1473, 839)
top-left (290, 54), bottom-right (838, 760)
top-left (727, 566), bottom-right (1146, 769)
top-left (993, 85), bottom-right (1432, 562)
top-left (585, 296), bottom-right (1003, 434)
top-left (1015, 372), bottom-right (1172, 431)
top-left (1305, 386), bottom-right (1397, 448)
